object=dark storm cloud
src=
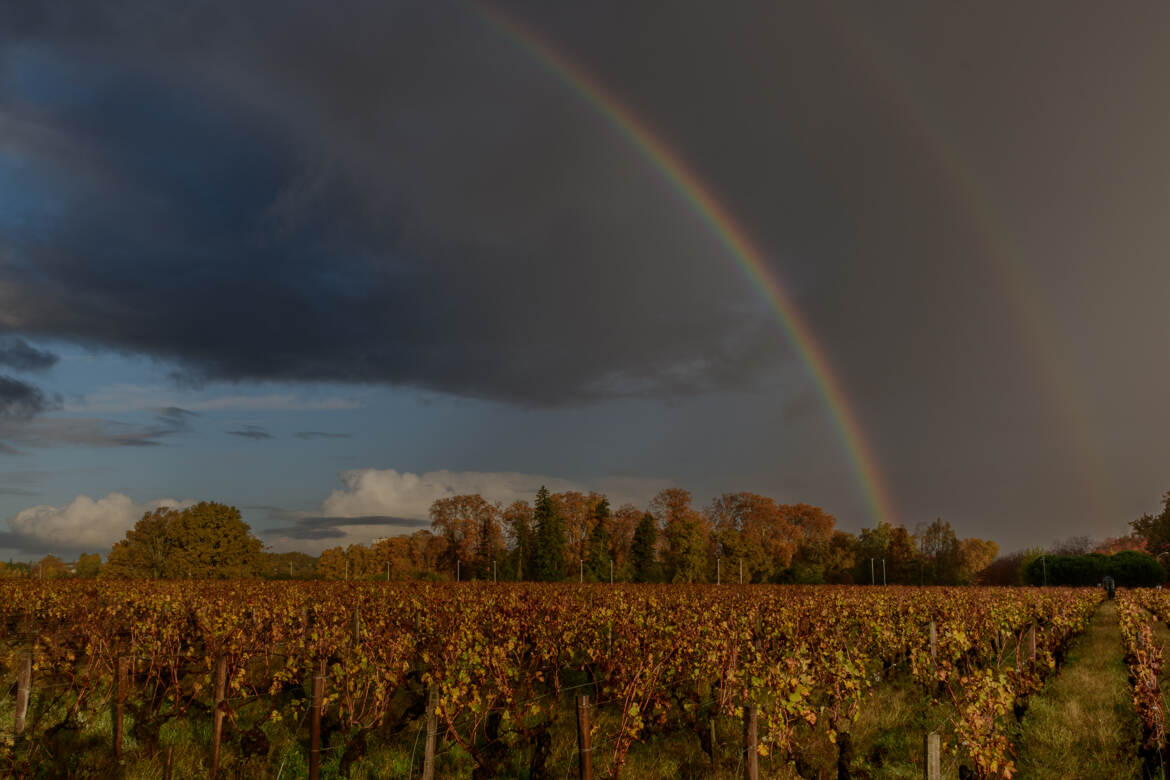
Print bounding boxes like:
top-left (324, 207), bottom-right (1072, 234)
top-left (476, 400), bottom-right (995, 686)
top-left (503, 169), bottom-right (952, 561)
top-left (268, 514), bottom-right (429, 541)
top-left (294, 431), bottom-right (351, 440)
top-left (0, 0), bottom-right (787, 407)
top-left (226, 425), bottom-right (274, 440)
top-left (0, 376), bottom-right (59, 420)
top-left (0, 337), bottom-right (58, 372)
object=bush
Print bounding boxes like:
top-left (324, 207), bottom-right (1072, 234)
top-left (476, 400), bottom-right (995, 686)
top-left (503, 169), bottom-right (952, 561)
top-left (1024, 551), bottom-right (1164, 587)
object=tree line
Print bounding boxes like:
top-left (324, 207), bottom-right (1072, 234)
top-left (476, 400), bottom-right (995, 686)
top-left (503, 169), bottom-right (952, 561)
top-left (10, 488), bottom-right (1170, 584)
top-left (316, 487), bottom-right (1000, 585)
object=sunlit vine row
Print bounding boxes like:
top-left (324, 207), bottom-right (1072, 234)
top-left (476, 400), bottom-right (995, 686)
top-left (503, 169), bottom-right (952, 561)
top-left (0, 582), bottom-right (1100, 777)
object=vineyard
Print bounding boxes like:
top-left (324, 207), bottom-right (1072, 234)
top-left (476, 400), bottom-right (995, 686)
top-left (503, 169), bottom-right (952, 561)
top-left (0, 582), bottom-right (1110, 778)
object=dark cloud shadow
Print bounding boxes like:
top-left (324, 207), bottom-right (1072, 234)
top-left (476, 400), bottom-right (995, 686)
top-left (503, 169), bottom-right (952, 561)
top-left (266, 514), bottom-right (430, 541)
top-left (226, 425), bottom-right (274, 440)
top-left (0, 338), bottom-right (58, 372)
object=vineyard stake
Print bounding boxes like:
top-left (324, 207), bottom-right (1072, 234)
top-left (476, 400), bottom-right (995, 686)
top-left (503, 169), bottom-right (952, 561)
top-left (923, 731), bottom-right (941, 780)
top-left (352, 607), bottom-right (361, 646)
top-left (14, 650), bottom-right (31, 736)
top-left (310, 659), bottom-right (326, 780)
top-left (164, 744), bottom-right (175, 780)
top-left (743, 703), bottom-right (759, 780)
top-left (422, 684), bottom-right (440, 780)
top-left (739, 558), bottom-right (743, 584)
top-left (929, 620), bottom-right (937, 670)
top-left (211, 654), bottom-right (228, 778)
top-left (709, 717), bottom-right (718, 765)
top-left (114, 655), bottom-right (130, 759)
top-left (576, 694), bottom-right (593, 780)
top-left (1029, 622), bottom-right (1037, 663)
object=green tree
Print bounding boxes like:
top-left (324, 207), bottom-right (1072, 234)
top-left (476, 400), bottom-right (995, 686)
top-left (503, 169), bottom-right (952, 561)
top-left (652, 489), bottom-right (711, 583)
top-left (917, 518), bottom-right (962, 585)
top-left (103, 508), bottom-right (181, 578)
top-left (75, 552), bottom-right (102, 578)
top-left (631, 513), bottom-right (659, 583)
top-left (34, 554), bottom-right (67, 579)
top-left (1131, 491), bottom-right (1170, 558)
top-left (530, 486), bottom-right (566, 581)
top-left (103, 502), bottom-right (262, 578)
top-left (502, 500), bottom-right (535, 580)
top-left (585, 498), bottom-right (612, 581)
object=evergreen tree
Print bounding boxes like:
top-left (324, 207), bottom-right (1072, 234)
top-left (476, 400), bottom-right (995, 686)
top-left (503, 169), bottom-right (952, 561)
top-left (530, 486), bottom-right (566, 581)
top-left (631, 512), bottom-right (659, 583)
top-left (585, 498), bottom-right (612, 581)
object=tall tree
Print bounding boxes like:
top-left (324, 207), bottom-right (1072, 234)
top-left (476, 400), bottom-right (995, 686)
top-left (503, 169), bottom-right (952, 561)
top-left (917, 518), bottom-right (962, 585)
top-left (103, 507), bottom-right (179, 578)
top-left (104, 502), bottom-right (262, 578)
top-left (166, 502), bottom-right (263, 578)
top-left (585, 498), bottom-right (612, 581)
top-left (34, 554), bottom-right (67, 579)
top-left (530, 486), bottom-right (566, 581)
top-left (631, 512), bottom-right (659, 583)
top-left (957, 538), bottom-right (999, 584)
top-left (1131, 491), bottom-right (1170, 559)
top-left (75, 552), bottom-right (102, 578)
top-left (430, 494), bottom-right (504, 579)
top-left (708, 492), bottom-right (799, 583)
top-left (608, 504), bottom-right (642, 579)
top-left (553, 491), bottom-right (602, 579)
top-left (652, 488), bottom-right (711, 583)
top-left (502, 500), bottom-right (535, 580)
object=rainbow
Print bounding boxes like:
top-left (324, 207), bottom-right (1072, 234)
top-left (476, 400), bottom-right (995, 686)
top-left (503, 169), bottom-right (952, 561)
top-left (819, 5), bottom-right (1111, 521)
top-left (472, 3), bottom-right (896, 527)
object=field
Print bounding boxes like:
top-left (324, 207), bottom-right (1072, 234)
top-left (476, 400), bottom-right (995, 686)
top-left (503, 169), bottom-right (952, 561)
top-left (0, 581), bottom-right (1137, 778)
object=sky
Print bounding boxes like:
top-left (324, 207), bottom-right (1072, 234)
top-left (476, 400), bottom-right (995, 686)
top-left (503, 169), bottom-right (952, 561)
top-left (1, 0), bottom-right (1169, 560)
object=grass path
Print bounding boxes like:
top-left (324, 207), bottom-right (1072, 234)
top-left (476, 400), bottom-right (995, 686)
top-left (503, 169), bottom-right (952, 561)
top-left (1015, 599), bottom-right (1142, 779)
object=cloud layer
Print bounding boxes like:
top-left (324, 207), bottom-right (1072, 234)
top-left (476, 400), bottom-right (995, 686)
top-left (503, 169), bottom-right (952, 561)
top-left (4, 492), bottom-right (191, 554)
top-left (0, 337), bottom-right (58, 372)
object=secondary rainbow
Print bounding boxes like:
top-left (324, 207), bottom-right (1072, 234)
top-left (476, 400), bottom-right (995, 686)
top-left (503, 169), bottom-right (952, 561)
top-left (474, 3), bottom-right (895, 527)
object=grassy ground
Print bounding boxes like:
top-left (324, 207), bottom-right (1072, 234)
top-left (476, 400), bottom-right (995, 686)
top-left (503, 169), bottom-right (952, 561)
top-left (1015, 599), bottom-right (1143, 779)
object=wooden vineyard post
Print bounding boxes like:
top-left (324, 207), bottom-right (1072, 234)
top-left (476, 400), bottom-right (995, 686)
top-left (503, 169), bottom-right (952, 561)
top-left (709, 718), bottom-right (718, 765)
top-left (352, 607), bottom-right (361, 646)
top-left (114, 655), bottom-right (130, 759)
top-left (743, 703), bottom-right (759, 780)
top-left (422, 684), bottom-right (440, 780)
top-left (576, 694), bottom-right (593, 780)
top-left (310, 658), bottom-right (326, 780)
top-left (929, 620), bottom-right (937, 670)
top-left (14, 650), bottom-right (31, 737)
top-left (1029, 621), bottom-right (1037, 663)
top-left (164, 745), bottom-right (175, 780)
top-left (923, 731), bottom-right (941, 780)
top-left (211, 654), bottom-right (228, 778)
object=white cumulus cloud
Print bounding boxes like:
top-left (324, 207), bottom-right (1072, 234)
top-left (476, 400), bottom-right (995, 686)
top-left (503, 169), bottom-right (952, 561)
top-left (9, 492), bottom-right (191, 553)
